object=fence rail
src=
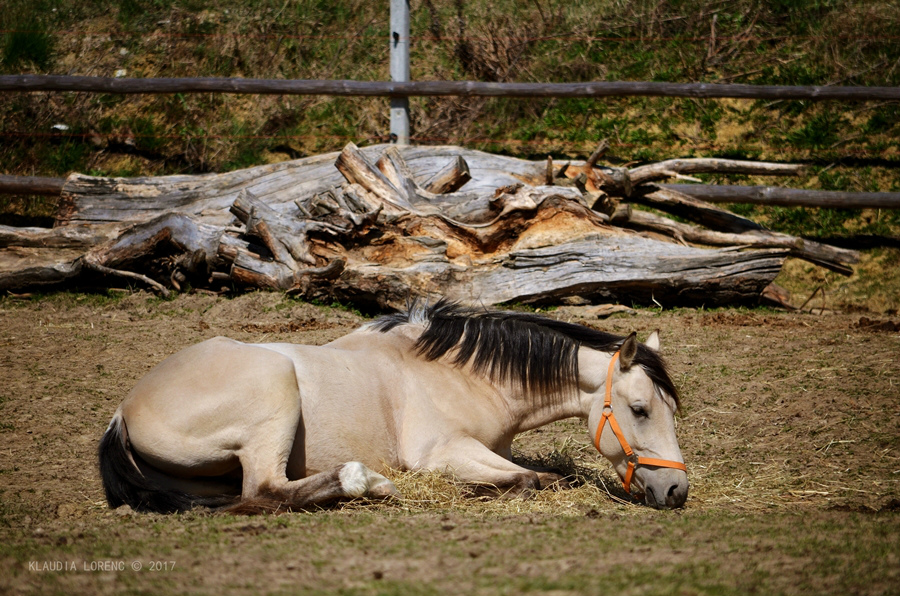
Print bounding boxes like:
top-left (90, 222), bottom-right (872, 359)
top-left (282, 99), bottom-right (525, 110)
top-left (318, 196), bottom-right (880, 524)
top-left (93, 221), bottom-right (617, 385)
top-left (3, 174), bottom-right (899, 210)
top-left (2, 75), bottom-right (899, 101)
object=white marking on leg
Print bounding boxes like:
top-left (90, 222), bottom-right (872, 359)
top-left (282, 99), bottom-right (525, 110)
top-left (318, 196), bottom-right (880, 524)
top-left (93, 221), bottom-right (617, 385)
top-left (339, 462), bottom-right (370, 498)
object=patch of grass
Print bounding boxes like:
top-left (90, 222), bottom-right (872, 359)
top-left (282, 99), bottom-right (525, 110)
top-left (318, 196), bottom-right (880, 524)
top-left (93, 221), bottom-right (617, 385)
top-left (785, 113), bottom-right (844, 149)
top-left (307, 297), bottom-right (368, 319)
top-left (1, 7), bottom-right (54, 73)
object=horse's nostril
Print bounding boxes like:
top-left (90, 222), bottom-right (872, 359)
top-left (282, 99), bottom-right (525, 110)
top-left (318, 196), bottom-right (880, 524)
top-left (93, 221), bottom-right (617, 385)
top-left (666, 482), bottom-right (687, 507)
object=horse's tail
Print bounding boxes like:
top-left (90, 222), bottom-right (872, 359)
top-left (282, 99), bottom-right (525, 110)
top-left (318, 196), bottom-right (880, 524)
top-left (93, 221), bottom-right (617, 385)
top-left (98, 413), bottom-right (236, 513)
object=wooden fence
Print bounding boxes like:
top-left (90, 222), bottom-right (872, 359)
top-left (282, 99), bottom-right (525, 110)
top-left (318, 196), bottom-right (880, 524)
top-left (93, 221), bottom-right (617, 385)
top-left (2, 70), bottom-right (898, 209)
top-left (2, 74), bottom-right (899, 101)
top-left (3, 173), bottom-right (899, 210)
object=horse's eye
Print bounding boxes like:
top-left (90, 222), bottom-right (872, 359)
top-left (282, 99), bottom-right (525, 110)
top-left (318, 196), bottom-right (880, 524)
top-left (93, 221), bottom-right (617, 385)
top-left (631, 406), bottom-right (649, 418)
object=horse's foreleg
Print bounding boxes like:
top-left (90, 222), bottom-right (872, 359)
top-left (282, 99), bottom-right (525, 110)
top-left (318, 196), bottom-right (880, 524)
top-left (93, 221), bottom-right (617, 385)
top-left (496, 446), bottom-right (570, 490)
top-left (417, 438), bottom-right (541, 498)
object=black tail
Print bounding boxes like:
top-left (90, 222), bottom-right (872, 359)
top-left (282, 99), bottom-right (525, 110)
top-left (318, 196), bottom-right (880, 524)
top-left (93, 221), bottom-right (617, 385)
top-left (98, 415), bottom-right (236, 513)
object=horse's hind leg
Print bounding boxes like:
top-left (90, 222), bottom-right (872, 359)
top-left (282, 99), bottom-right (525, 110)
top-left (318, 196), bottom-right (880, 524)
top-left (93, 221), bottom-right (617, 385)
top-left (239, 461), bottom-right (398, 511)
top-left (237, 441), bottom-right (398, 511)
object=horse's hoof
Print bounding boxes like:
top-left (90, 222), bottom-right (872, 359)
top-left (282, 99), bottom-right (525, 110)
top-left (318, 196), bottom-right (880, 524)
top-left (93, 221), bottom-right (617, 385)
top-left (339, 462), bottom-right (400, 500)
top-left (368, 479), bottom-right (400, 499)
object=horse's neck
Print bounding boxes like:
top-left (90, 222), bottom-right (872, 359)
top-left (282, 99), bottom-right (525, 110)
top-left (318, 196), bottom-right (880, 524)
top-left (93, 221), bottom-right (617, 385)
top-left (496, 378), bottom-right (590, 435)
top-left (500, 345), bottom-right (616, 433)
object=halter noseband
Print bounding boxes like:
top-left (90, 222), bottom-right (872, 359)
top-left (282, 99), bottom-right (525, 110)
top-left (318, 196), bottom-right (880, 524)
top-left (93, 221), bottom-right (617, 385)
top-left (592, 351), bottom-right (687, 495)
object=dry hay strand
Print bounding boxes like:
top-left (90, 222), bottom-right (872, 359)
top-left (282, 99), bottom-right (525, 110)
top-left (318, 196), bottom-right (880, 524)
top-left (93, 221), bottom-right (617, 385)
top-left (683, 457), bottom-right (811, 512)
top-left (335, 457), bottom-right (646, 517)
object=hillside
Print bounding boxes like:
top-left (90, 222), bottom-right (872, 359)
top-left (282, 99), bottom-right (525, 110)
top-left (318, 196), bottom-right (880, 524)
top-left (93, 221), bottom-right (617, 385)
top-left (1, 0), bottom-right (899, 310)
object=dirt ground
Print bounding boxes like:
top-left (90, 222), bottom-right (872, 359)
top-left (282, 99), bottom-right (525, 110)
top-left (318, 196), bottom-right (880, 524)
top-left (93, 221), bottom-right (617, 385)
top-left (1, 291), bottom-right (898, 595)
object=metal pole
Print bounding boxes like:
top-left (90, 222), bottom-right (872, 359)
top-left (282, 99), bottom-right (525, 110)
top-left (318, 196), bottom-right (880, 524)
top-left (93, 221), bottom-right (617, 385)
top-left (390, 0), bottom-right (410, 145)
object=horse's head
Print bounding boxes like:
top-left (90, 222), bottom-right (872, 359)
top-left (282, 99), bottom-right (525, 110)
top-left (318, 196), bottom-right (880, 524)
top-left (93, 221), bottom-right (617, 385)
top-left (580, 331), bottom-right (688, 509)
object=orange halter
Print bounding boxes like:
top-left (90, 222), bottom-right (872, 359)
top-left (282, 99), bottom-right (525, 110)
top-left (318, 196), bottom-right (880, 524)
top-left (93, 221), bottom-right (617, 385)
top-left (592, 351), bottom-right (687, 495)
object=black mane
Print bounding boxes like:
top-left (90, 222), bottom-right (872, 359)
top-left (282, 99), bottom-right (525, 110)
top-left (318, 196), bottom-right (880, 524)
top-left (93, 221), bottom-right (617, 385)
top-left (371, 300), bottom-right (679, 407)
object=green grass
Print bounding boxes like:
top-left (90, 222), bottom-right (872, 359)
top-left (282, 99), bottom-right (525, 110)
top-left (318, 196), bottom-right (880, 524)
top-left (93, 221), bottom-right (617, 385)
top-left (2, 510), bottom-right (896, 595)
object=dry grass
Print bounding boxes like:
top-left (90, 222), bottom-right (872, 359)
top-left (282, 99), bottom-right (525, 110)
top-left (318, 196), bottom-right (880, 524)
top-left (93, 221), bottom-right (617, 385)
top-left (1, 291), bottom-right (898, 595)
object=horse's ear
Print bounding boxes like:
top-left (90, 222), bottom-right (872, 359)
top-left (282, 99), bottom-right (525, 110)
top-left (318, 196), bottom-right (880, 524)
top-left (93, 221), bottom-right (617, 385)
top-left (619, 332), bottom-right (638, 370)
top-left (646, 330), bottom-right (660, 352)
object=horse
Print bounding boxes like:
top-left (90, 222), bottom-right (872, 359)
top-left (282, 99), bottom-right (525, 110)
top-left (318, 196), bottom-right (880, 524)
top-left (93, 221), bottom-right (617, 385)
top-left (99, 299), bottom-right (688, 512)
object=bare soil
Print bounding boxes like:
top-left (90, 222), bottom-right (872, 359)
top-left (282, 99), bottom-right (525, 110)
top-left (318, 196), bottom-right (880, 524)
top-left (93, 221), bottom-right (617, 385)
top-left (1, 292), bottom-right (898, 595)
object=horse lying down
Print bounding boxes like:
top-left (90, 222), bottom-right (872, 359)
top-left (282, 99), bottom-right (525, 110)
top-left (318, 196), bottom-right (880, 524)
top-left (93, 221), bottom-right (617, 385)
top-left (99, 300), bottom-right (688, 512)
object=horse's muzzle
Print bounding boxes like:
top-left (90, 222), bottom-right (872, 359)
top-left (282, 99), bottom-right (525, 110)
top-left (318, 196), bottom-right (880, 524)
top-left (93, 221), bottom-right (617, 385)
top-left (643, 474), bottom-right (689, 509)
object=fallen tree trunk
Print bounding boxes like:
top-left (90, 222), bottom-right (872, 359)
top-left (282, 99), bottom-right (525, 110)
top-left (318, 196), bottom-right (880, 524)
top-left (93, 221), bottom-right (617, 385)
top-left (330, 235), bottom-right (789, 308)
top-left (1, 143), bottom-right (860, 307)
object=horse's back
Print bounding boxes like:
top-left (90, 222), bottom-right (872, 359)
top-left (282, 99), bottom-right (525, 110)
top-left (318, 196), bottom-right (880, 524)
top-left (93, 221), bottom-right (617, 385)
top-left (120, 336), bottom-right (302, 476)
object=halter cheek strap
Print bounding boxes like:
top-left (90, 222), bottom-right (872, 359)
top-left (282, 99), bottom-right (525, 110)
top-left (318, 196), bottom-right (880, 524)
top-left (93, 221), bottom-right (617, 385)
top-left (592, 351), bottom-right (687, 495)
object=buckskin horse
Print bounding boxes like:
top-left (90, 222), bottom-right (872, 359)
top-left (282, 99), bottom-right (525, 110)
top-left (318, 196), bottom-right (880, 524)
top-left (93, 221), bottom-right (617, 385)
top-left (99, 300), bottom-right (688, 512)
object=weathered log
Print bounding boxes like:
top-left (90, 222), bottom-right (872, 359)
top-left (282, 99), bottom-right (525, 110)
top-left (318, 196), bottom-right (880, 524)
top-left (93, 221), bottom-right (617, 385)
top-left (558, 157), bottom-right (801, 198)
top-left (0, 245), bottom-right (84, 291)
top-left (285, 175), bottom-right (789, 308)
top-left (328, 234), bottom-right (789, 308)
top-left (51, 148), bottom-right (809, 229)
top-left (0, 223), bottom-right (122, 249)
top-left (84, 213), bottom-right (219, 272)
top-left (0, 214), bottom-right (222, 295)
top-left (376, 147), bottom-right (434, 202)
top-left (620, 207), bottom-right (858, 275)
top-left (628, 158), bottom-right (803, 185)
top-left (231, 189), bottom-right (346, 266)
top-left (225, 189), bottom-right (353, 290)
top-left (633, 185), bottom-right (765, 233)
top-left (229, 250), bottom-right (294, 291)
top-left (216, 233), bottom-right (256, 266)
top-left (0, 144), bottom-right (852, 305)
